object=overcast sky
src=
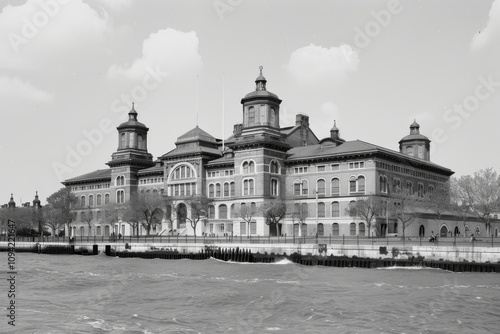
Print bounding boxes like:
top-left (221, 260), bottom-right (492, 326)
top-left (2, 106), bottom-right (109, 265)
top-left (1, 0), bottom-right (499, 206)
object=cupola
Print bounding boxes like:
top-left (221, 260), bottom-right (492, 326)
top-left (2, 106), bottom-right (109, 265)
top-left (399, 119), bottom-right (431, 161)
top-left (240, 66), bottom-right (282, 129)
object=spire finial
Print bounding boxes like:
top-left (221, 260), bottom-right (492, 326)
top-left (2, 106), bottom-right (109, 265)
top-left (255, 66), bottom-right (267, 91)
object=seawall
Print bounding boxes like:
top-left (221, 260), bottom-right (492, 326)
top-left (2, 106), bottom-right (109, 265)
top-left (2, 241), bottom-right (500, 264)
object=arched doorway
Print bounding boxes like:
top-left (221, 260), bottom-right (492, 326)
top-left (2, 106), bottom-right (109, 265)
top-left (419, 225), bottom-right (425, 237)
top-left (440, 225), bottom-right (448, 237)
top-left (454, 226), bottom-right (460, 236)
top-left (176, 203), bottom-right (187, 229)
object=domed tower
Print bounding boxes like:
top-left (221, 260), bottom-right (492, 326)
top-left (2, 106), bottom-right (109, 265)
top-left (32, 191), bottom-right (41, 208)
top-left (8, 193), bottom-right (15, 208)
top-left (107, 104), bottom-right (155, 203)
top-left (240, 66), bottom-right (282, 131)
top-left (399, 120), bottom-right (430, 161)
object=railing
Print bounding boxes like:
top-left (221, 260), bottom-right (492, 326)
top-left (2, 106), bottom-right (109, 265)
top-left (1, 234), bottom-right (499, 247)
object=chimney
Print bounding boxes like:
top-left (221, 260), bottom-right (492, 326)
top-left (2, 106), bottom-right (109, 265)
top-left (296, 114), bottom-right (309, 146)
top-left (233, 123), bottom-right (243, 136)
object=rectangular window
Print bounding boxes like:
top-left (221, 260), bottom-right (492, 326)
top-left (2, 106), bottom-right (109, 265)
top-left (240, 222), bottom-right (246, 235)
top-left (250, 222), bottom-right (257, 235)
top-left (317, 166), bottom-right (325, 172)
top-left (348, 161), bottom-right (365, 169)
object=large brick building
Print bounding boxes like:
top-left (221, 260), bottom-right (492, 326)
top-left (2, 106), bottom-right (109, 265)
top-left (63, 67), bottom-right (460, 238)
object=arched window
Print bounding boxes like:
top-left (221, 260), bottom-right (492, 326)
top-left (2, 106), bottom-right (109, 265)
top-left (116, 175), bottom-right (125, 186)
top-left (249, 161), bottom-right (255, 173)
top-left (316, 179), bottom-right (325, 196)
top-left (293, 179), bottom-right (308, 196)
top-left (120, 133), bottom-right (126, 148)
top-left (270, 160), bottom-right (279, 173)
top-left (417, 183), bottom-right (424, 198)
top-left (393, 178), bottom-right (401, 193)
top-left (380, 175), bottom-right (388, 193)
top-left (349, 176), bottom-right (365, 194)
top-left (317, 223), bottom-right (324, 236)
top-left (96, 194), bottom-right (102, 206)
top-left (242, 161), bottom-right (249, 174)
top-left (171, 164), bottom-right (195, 180)
top-left (406, 146), bottom-right (414, 156)
top-left (331, 178), bottom-right (340, 196)
top-left (209, 184), bottom-right (215, 198)
top-left (428, 185), bottom-right (435, 196)
top-left (219, 205), bottom-right (227, 219)
top-left (317, 202), bottom-right (325, 217)
top-left (270, 108), bottom-right (276, 126)
top-left (271, 179), bottom-right (278, 196)
top-left (223, 183), bottom-right (229, 197)
top-left (332, 223), bottom-right (339, 236)
top-left (80, 226), bottom-right (84, 236)
top-left (230, 182), bottom-right (235, 196)
top-left (248, 106), bottom-right (255, 125)
top-left (216, 183), bottom-right (221, 197)
top-left (138, 135), bottom-right (144, 149)
top-left (350, 223), bottom-right (356, 236)
top-left (80, 195), bottom-right (85, 207)
top-left (96, 226), bottom-right (101, 236)
top-left (104, 194), bottom-right (109, 204)
top-left (116, 190), bottom-right (125, 203)
top-left (88, 195), bottom-right (94, 207)
top-left (331, 202), bottom-right (340, 217)
top-left (419, 225), bottom-right (425, 237)
top-left (80, 211), bottom-right (85, 222)
top-left (406, 181), bottom-right (413, 196)
top-left (359, 222), bottom-right (365, 236)
top-left (243, 179), bottom-right (254, 196)
top-left (358, 176), bottom-right (365, 193)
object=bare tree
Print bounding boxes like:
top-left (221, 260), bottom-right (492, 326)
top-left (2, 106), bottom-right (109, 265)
top-left (424, 181), bottom-right (452, 233)
top-left (122, 192), bottom-right (164, 235)
top-left (101, 202), bottom-right (122, 236)
top-left (289, 201), bottom-right (308, 237)
top-left (80, 206), bottom-right (94, 236)
top-left (262, 197), bottom-right (286, 236)
top-left (184, 194), bottom-right (211, 237)
top-left (453, 168), bottom-right (500, 236)
top-left (389, 193), bottom-right (419, 239)
top-left (237, 202), bottom-right (259, 235)
top-left (43, 206), bottom-right (66, 236)
top-left (346, 196), bottom-right (384, 237)
top-left (46, 187), bottom-right (78, 236)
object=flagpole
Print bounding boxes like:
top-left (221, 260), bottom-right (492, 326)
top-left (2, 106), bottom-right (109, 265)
top-left (222, 72), bottom-right (225, 151)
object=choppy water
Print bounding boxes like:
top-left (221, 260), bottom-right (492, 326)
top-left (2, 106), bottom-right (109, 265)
top-left (2, 253), bottom-right (499, 333)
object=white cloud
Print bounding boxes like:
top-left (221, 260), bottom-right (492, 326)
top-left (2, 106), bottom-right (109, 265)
top-left (0, 0), bottom-right (113, 70)
top-left (0, 76), bottom-right (53, 102)
top-left (471, 0), bottom-right (500, 51)
top-left (107, 28), bottom-right (202, 80)
top-left (287, 44), bottom-right (359, 84)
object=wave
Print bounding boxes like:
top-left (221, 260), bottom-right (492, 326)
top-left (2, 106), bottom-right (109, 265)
top-left (377, 266), bottom-right (451, 271)
top-left (209, 257), bottom-right (294, 265)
